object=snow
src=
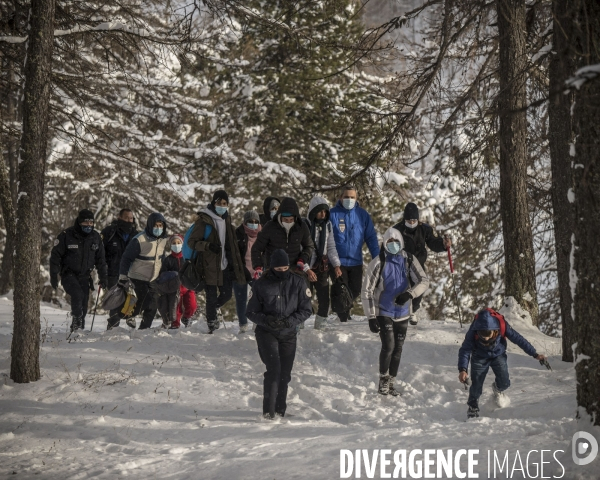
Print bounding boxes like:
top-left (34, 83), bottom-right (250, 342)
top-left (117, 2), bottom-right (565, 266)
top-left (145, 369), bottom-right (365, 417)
top-left (0, 295), bottom-right (598, 478)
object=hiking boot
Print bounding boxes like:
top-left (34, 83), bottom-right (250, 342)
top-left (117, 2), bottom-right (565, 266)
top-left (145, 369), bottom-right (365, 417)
top-left (126, 317), bottom-right (136, 329)
top-left (378, 374), bottom-right (390, 395)
top-left (467, 406), bottom-right (480, 419)
top-left (492, 382), bottom-right (510, 408)
top-left (388, 377), bottom-right (401, 396)
top-left (263, 413), bottom-right (275, 420)
top-left (409, 314), bottom-right (418, 326)
top-left (161, 321), bottom-right (170, 329)
top-left (207, 319), bottom-right (219, 334)
top-left (181, 317), bottom-right (191, 327)
top-left (239, 324), bottom-right (249, 333)
top-left (70, 316), bottom-right (83, 332)
top-left (314, 315), bottom-right (328, 330)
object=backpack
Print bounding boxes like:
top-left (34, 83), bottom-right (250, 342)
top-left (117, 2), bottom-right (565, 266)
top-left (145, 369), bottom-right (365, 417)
top-left (474, 308), bottom-right (507, 341)
top-left (179, 221), bottom-right (213, 292)
top-left (330, 276), bottom-right (354, 314)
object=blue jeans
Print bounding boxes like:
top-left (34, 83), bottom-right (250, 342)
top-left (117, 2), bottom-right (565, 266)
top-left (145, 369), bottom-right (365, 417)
top-left (467, 353), bottom-right (510, 409)
top-left (233, 280), bottom-right (252, 326)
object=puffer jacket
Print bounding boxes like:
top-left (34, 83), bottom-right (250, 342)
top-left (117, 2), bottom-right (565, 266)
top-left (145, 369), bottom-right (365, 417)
top-left (458, 309), bottom-right (538, 372)
top-left (119, 212), bottom-right (169, 282)
top-left (304, 195), bottom-right (341, 269)
top-left (246, 269), bottom-right (313, 336)
top-left (251, 197), bottom-right (315, 269)
top-left (361, 227), bottom-right (429, 321)
top-left (330, 200), bottom-right (379, 267)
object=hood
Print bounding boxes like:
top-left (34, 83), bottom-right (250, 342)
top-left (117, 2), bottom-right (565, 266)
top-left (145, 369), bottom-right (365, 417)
top-left (144, 212), bottom-right (168, 238)
top-left (473, 310), bottom-right (501, 331)
top-left (276, 197), bottom-right (301, 221)
top-left (308, 195), bottom-right (330, 223)
top-left (262, 196), bottom-right (280, 216)
top-left (382, 226), bottom-right (404, 252)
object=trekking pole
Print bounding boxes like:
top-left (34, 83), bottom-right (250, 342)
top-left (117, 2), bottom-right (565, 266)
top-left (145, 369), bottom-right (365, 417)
top-left (446, 242), bottom-right (464, 328)
top-left (90, 285), bottom-right (102, 332)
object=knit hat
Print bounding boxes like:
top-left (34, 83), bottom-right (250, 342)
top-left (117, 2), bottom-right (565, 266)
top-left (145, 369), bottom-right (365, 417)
top-left (404, 203), bottom-right (419, 221)
top-left (77, 209), bottom-right (94, 224)
top-left (243, 210), bottom-right (260, 224)
top-left (170, 234), bottom-right (184, 243)
top-left (212, 189), bottom-right (229, 205)
top-left (270, 249), bottom-right (289, 268)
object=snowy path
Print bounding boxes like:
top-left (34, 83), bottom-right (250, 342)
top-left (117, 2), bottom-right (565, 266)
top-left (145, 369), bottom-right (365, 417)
top-left (0, 295), bottom-right (594, 479)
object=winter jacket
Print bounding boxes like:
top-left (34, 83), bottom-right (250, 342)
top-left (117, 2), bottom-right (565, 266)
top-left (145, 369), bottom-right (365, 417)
top-left (304, 195), bottom-right (341, 269)
top-left (392, 220), bottom-right (446, 268)
top-left (50, 221), bottom-right (108, 283)
top-left (101, 221), bottom-right (138, 278)
top-left (246, 270), bottom-right (313, 336)
top-left (235, 224), bottom-right (261, 280)
top-left (330, 200), bottom-right (380, 267)
top-left (259, 196), bottom-right (280, 226)
top-left (251, 197), bottom-right (315, 269)
top-left (361, 227), bottom-right (429, 320)
top-left (187, 206), bottom-right (246, 287)
top-left (160, 251), bottom-right (184, 276)
top-left (119, 213), bottom-right (169, 282)
top-left (457, 309), bottom-right (538, 372)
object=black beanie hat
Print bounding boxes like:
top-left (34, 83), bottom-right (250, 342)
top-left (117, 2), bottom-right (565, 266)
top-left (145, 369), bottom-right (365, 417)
top-left (212, 189), bottom-right (229, 205)
top-left (77, 209), bottom-right (94, 224)
top-left (404, 203), bottom-right (419, 221)
top-left (270, 249), bottom-right (289, 268)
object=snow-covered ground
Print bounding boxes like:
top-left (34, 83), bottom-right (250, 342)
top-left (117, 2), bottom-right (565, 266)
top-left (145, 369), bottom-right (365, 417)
top-left (0, 295), bottom-right (597, 479)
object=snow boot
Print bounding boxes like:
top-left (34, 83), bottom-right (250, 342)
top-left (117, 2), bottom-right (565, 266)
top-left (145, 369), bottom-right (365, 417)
top-left (314, 315), bottom-right (328, 330)
top-left (378, 374), bottom-right (390, 395)
top-left (388, 377), bottom-right (401, 396)
top-left (467, 406), bottom-right (480, 419)
top-left (181, 317), bottom-right (191, 328)
top-left (409, 314), bottom-right (418, 326)
top-left (492, 382), bottom-right (510, 408)
top-left (239, 324), bottom-right (249, 333)
top-left (69, 315), bottom-right (83, 333)
top-left (126, 317), bottom-right (136, 329)
top-left (207, 319), bottom-right (220, 334)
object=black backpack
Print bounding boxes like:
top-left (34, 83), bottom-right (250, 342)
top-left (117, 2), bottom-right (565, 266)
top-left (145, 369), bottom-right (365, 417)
top-left (330, 276), bottom-right (354, 314)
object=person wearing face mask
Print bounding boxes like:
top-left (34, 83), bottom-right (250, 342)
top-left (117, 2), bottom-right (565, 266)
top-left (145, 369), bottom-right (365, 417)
top-left (329, 185), bottom-right (380, 322)
top-left (101, 208), bottom-right (139, 329)
top-left (392, 202), bottom-right (450, 325)
top-left (304, 195), bottom-right (343, 330)
top-left (251, 197), bottom-right (315, 281)
top-left (118, 212), bottom-right (169, 329)
top-left (233, 210), bottom-right (262, 333)
top-left (259, 196), bottom-right (281, 226)
top-left (246, 249), bottom-right (313, 420)
top-left (50, 209), bottom-right (108, 332)
top-left (361, 227), bottom-right (429, 396)
top-left (187, 190), bottom-right (247, 333)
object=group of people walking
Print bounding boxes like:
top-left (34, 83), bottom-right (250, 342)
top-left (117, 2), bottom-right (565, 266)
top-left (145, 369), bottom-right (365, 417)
top-left (49, 185), bottom-right (546, 420)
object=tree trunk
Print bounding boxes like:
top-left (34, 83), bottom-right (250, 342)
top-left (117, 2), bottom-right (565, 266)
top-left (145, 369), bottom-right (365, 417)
top-left (571, 0), bottom-right (600, 426)
top-left (548, 0), bottom-right (575, 362)
top-left (496, 0), bottom-right (539, 325)
top-left (10, 0), bottom-right (56, 384)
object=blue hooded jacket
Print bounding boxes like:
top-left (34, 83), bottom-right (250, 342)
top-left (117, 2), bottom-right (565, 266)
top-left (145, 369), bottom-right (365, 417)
top-left (330, 200), bottom-right (379, 267)
top-left (457, 309), bottom-right (538, 372)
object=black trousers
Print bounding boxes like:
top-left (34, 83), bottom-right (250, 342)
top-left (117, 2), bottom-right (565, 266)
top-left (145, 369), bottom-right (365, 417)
top-left (311, 268), bottom-right (332, 317)
top-left (62, 275), bottom-right (92, 327)
top-left (255, 327), bottom-right (297, 417)
top-left (377, 316), bottom-right (408, 377)
top-left (337, 265), bottom-right (363, 322)
top-left (117, 278), bottom-right (157, 329)
top-left (205, 269), bottom-right (233, 324)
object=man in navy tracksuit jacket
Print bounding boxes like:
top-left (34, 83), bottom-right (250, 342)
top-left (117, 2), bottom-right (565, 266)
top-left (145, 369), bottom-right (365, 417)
top-left (458, 308), bottom-right (547, 418)
top-left (329, 185), bottom-right (380, 322)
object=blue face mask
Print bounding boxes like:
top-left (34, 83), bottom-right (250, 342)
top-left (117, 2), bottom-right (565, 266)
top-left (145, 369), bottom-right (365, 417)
top-left (247, 223), bottom-right (259, 230)
top-left (215, 206), bottom-right (228, 216)
top-left (270, 210), bottom-right (277, 219)
top-left (153, 227), bottom-right (163, 237)
top-left (342, 198), bottom-right (356, 210)
top-left (386, 241), bottom-right (401, 255)
top-left (171, 244), bottom-right (182, 253)
top-left (81, 226), bottom-right (93, 234)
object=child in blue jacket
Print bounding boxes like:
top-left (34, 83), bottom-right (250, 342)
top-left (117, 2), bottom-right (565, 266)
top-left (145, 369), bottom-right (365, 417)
top-left (458, 308), bottom-right (547, 418)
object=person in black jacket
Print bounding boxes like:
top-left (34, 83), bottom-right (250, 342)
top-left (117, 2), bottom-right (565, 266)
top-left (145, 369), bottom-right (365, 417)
top-left (247, 249), bottom-right (313, 419)
top-left (101, 208), bottom-right (138, 328)
top-left (50, 209), bottom-right (108, 332)
top-left (259, 196), bottom-right (280, 226)
top-left (392, 203), bottom-right (451, 325)
top-left (251, 197), bottom-right (315, 280)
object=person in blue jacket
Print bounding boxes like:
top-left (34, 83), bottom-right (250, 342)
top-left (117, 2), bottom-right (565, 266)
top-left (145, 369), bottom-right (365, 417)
top-left (458, 308), bottom-right (548, 419)
top-left (329, 185), bottom-right (380, 322)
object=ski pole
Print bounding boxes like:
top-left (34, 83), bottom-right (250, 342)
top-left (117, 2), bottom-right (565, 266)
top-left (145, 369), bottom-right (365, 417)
top-left (446, 243), bottom-right (464, 328)
top-left (90, 285), bottom-right (101, 332)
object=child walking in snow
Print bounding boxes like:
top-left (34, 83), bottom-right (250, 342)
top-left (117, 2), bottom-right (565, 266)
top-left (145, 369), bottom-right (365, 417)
top-left (458, 308), bottom-right (548, 419)
top-left (361, 227), bottom-right (429, 396)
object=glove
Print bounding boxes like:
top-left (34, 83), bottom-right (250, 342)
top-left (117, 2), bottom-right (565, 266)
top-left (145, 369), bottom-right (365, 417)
top-left (296, 260), bottom-right (310, 273)
top-left (253, 267), bottom-right (263, 280)
top-left (266, 315), bottom-right (285, 330)
top-left (395, 291), bottom-right (412, 306)
top-left (207, 243), bottom-right (221, 254)
top-left (118, 274), bottom-right (129, 287)
top-left (50, 277), bottom-right (58, 290)
top-left (99, 277), bottom-right (108, 289)
top-left (368, 318), bottom-right (380, 333)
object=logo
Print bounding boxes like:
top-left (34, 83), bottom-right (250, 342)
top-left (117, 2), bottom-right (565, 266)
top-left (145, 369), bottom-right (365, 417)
top-left (339, 219), bottom-right (346, 233)
top-left (305, 288), bottom-right (312, 298)
top-left (572, 431), bottom-right (598, 466)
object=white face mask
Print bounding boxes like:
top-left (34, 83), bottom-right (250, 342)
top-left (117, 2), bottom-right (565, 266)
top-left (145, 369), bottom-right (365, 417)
top-left (282, 222), bottom-right (294, 232)
top-left (270, 210), bottom-right (277, 219)
top-left (342, 198), bottom-right (356, 210)
top-left (171, 244), bottom-right (182, 253)
top-left (405, 220), bottom-right (418, 229)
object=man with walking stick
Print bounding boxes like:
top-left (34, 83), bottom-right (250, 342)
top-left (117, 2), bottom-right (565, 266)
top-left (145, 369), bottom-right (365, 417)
top-left (392, 203), bottom-right (450, 325)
